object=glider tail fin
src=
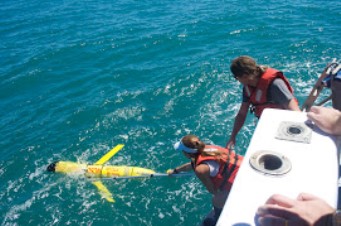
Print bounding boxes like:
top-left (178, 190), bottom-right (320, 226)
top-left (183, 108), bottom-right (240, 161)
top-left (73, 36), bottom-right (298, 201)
top-left (92, 180), bottom-right (115, 203)
top-left (94, 144), bottom-right (124, 165)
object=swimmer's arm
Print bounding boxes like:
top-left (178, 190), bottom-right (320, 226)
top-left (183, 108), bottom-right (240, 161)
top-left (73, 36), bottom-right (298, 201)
top-left (168, 162), bottom-right (192, 174)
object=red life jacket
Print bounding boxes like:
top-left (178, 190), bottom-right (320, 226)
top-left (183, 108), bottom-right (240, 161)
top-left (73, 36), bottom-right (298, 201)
top-left (244, 68), bottom-right (296, 118)
top-left (194, 145), bottom-right (243, 191)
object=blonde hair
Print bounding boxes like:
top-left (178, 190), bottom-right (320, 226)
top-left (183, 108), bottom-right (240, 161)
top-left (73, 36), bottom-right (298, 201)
top-left (182, 135), bottom-right (227, 160)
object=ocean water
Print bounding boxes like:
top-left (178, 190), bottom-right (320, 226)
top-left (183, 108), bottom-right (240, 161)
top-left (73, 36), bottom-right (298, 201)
top-left (0, 0), bottom-right (340, 225)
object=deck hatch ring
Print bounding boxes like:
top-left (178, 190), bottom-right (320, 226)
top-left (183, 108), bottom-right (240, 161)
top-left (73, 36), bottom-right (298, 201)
top-left (249, 151), bottom-right (291, 176)
top-left (276, 121), bottom-right (312, 143)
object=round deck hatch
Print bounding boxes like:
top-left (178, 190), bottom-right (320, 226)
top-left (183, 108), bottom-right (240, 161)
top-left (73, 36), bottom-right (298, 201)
top-left (249, 150), bottom-right (291, 176)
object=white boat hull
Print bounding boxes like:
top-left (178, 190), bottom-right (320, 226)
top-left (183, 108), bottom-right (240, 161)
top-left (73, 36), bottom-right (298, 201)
top-left (217, 109), bottom-right (339, 226)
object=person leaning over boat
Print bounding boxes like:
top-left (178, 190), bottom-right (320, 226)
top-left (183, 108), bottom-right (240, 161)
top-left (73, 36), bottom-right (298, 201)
top-left (168, 134), bottom-right (243, 226)
top-left (226, 56), bottom-right (301, 149)
top-left (255, 106), bottom-right (341, 226)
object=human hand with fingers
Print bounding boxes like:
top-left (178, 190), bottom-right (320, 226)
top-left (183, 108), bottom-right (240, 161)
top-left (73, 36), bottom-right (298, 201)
top-left (255, 193), bottom-right (335, 226)
top-left (307, 106), bottom-right (341, 135)
top-left (225, 139), bottom-right (235, 150)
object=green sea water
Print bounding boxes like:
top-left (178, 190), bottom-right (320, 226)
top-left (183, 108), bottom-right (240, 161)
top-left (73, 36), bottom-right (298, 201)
top-left (1, 0), bottom-right (340, 225)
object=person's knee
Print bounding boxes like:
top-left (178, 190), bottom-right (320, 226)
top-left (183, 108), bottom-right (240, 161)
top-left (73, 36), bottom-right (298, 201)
top-left (332, 80), bottom-right (341, 111)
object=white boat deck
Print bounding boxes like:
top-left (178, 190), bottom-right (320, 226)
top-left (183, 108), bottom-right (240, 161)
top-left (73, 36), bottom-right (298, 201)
top-left (217, 109), bottom-right (339, 226)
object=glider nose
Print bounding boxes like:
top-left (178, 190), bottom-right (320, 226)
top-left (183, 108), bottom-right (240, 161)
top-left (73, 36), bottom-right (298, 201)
top-left (47, 161), bottom-right (58, 172)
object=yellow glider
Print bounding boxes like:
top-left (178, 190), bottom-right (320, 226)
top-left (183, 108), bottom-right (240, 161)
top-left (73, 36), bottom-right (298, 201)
top-left (47, 144), bottom-right (156, 203)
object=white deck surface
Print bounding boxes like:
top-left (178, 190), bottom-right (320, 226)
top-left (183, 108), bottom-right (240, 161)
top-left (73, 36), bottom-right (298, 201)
top-left (217, 109), bottom-right (339, 226)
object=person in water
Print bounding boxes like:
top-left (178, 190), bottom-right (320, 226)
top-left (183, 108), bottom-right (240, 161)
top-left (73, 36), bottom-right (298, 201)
top-left (255, 106), bottom-right (341, 226)
top-left (226, 56), bottom-right (301, 149)
top-left (168, 134), bottom-right (243, 226)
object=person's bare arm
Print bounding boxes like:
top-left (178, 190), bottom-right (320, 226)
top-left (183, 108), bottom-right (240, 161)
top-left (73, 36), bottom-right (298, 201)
top-left (195, 164), bottom-right (216, 194)
top-left (167, 162), bottom-right (192, 174)
top-left (226, 102), bottom-right (250, 149)
top-left (287, 98), bottom-right (301, 111)
top-left (255, 193), bottom-right (335, 226)
top-left (307, 106), bottom-right (341, 135)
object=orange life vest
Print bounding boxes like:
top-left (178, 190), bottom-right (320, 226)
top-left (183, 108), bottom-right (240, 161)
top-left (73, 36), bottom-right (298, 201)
top-left (194, 145), bottom-right (243, 191)
top-left (244, 68), bottom-right (296, 118)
